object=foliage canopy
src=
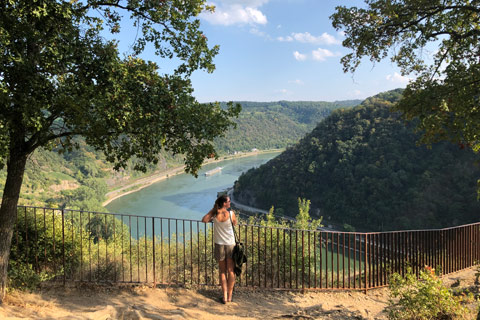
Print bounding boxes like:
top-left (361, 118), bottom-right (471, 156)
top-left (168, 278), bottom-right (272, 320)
top-left (331, 0), bottom-right (480, 154)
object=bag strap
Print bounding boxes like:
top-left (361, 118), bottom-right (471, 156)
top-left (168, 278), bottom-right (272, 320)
top-left (228, 210), bottom-right (238, 243)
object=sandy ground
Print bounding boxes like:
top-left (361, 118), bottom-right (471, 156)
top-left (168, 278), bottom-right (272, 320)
top-left (1, 267), bottom-right (478, 320)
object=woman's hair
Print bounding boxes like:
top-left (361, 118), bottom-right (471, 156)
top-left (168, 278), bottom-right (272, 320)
top-left (214, 194), bottom-right (230, 210)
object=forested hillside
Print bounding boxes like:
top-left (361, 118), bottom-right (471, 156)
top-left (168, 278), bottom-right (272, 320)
top-left (214, 100), bottom-right (361, 153)
top-left (233, 90), bottom-right (480, 231)
top-left (1, 100), bottom-right (360, 210)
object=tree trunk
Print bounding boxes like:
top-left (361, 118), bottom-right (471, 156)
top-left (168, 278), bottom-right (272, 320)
top-left (0, 148), bottom-right (27, 303)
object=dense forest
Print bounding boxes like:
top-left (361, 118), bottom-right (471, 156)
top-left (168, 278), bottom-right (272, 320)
top-left (0, 100), bottom-right (360, 210)
top-left (233, 89), bottom-right (480, 231)
top-left (214, 100), bottom-right (361, 152)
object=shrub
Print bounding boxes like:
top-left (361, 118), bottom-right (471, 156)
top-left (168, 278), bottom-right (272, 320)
top-left (7, 260), bottom-right (53, 291)
top-left (387, 266), bottom-right (469, 320)
top-left (9, 208), bottom-right (85, 278)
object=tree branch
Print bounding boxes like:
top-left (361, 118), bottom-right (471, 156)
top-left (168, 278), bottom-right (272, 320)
top-left (84, 1), bottom-right (159, 24)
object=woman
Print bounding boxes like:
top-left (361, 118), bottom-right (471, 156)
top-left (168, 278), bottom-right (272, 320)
top-left (202, 194), bottom-right (237, 304)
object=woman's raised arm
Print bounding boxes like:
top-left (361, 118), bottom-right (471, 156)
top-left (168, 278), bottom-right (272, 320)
top-left (201, 208), bottom-right (215, 223)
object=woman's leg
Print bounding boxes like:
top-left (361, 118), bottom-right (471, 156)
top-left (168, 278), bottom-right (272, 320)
top-left (218, 260), bottom-right (228, 302)
top-left (226, 258), bottom-right (235, 302)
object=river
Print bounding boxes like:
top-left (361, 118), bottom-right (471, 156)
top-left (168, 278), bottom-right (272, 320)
top-left (105, 152), bottom-right (280, 220)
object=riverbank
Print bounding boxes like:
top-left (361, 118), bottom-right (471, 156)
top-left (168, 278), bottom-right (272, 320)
top-left (102, 149), bottom-right (282, 207)
top-left (228, 188), bottom-right (269, 215)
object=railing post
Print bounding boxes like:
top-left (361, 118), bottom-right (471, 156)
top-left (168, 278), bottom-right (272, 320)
top-left (53, 209), bottom-right (56, 279)
top-left (301, 230), bottom-right (304, 290)
top-left (61, 209), bottom-right (66, 286)
top-left (277, 228), bottom-right (280, 289)
top-left (24, 207), bottom-right (28, 271)
top-left (190, 220), bottom-right (193, 286)
top-left (295, 230), bottom-right (298, 289)
top-left (342, 233), bottom-right (345, 289)
top-left (112, 215), bottom-right (116, 283)
top-left (336, 233), bottom-right (340, 289)
top-left (330, 232), bottom-right (333, 289)
top-left (152, 217), bottom-right (156, 288)
top-left (183, 220), bottom-right (185, 286)
top-left (364, 233), bottom-right (368, 293)
top-left (34, 208), bottom-right (39, 272)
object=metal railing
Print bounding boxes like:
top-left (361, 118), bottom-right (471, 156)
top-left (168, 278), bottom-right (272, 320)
top-left (10, 206), bottom-right (480, 291)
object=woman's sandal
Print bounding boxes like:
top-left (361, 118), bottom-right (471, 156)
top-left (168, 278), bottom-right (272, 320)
top-left (219, 297), bottom-right (227, 304)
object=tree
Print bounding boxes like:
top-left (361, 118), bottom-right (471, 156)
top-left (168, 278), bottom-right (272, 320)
top-left (0, 0), bottom-right (240, 301)
top-left (331, 1), bottom-right (480, 155)
top-left (295, 198), bottom-right (323, 230)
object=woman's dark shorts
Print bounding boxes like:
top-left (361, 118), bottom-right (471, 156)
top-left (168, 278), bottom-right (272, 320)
top-left (214, 243), bottom-right (235, 261)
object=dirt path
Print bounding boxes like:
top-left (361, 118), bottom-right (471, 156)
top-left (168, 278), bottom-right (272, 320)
top-left (1, 285), bottom-right (391, 320)
top-left (2, 267), bottom-right (478, 319)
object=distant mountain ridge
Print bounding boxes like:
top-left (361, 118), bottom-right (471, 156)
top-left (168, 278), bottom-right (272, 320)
top-left (215, 100), bottom-right (362, 153)
top-left (220, 100), bottom-right (362, 125)
top-left (233, 90), bottom-right (480, 231)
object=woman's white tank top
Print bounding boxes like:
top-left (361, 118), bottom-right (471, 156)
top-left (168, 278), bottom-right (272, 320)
top-left (213, 210), bottom-right (235, 245)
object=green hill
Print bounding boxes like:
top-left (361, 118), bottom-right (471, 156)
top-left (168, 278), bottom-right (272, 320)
top-left (233, 90), bottom-right (480, 231)
top-left (214, 100), bottom-right (361, 153)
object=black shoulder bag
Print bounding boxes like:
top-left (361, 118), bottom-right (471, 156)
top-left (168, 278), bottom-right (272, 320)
top-left (229, 211), bottom-right (247, 276)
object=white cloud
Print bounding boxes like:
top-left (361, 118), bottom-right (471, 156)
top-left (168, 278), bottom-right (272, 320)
top-left (229, 0), bottom-right (270, 6)
top-left (278, 32), bottom-right (340, 45)
top-left (293, 51), bottom-right (307, 61)
top-left (272, 88), bottom-right (290, 96)
top-left (293, 48), bottom-right (339, 62)
top-left (386, 72), bottom-right (412, 84)
top-left (250, 28), bottom-right (271, 39)
top-left (277, 35), bottom-right (293, 42)
top-left (311, 48), bottom-right (338, 61)
top-left (289, 79), bottom-right (304, 85)
top-left (247, 7), bottom-right (267, 24)
top-left (201, 1), bottom-right (268, 26)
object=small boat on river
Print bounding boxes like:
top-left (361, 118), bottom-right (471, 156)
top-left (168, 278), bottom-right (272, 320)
top-left (204, 167), bottom-right (222, 176)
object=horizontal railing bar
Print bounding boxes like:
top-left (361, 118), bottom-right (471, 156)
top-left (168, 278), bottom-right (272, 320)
top-left (18, 205), bottom-right (480, 234)
top-left (16, 206), bottom-right (205, 224)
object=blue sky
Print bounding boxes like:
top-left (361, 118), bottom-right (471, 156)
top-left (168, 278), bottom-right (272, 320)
top-left (116, 0), bottom-right (413, 103)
